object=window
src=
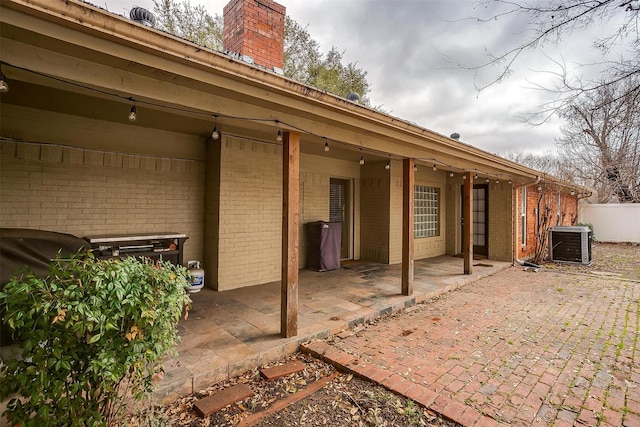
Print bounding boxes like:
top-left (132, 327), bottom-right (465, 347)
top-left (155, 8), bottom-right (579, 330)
top-left (414, 185), bottom-right (440, 238)
top-left (521, 187), bottom-right (527, 246)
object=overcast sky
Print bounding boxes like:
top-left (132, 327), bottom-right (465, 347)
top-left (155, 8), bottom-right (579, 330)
top-left (95, 0), bottom-right (619, 155)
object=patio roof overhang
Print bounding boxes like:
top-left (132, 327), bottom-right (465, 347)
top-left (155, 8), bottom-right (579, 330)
top-left (0, 0), bottom-right (591, 194)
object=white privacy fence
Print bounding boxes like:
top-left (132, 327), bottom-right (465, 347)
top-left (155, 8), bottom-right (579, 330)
top-left (579, 204), bottom-right (640, 243)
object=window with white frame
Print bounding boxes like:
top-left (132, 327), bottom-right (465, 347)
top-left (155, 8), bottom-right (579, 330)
top-left (414, 185), bottom-right (440, 238)
top-left (521, 187), bottom-right (527, 246)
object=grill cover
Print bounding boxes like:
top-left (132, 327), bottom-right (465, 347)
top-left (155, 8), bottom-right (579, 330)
top-left (1, 228), bottom-right (89, 345)
top-left (305, 221), bottom-right (341, 271)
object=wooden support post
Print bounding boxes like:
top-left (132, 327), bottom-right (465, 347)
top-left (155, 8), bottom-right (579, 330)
top-left (281, 131), bottom-right (299, 338)
top-left (402, 158), bottom-right (415, 296)
top-left (463, 171), bottom-right (473, 275)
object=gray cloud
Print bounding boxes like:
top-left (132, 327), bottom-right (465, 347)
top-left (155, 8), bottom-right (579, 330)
top-left (103, 0), bottom-right (609, 155)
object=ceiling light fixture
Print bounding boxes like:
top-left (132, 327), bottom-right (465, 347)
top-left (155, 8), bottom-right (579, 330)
top-left (0, 65), bottom-right (8, 93)
top-left (449, 171), bottom-right (454, 177)
top-left (211, 116), bottom-right (219, 140)
top-left (414, 164), bottom-right (418, 172)
top-left (276, 130), bottom-right (283, 142)
top-left (432, 163), bottom-right (437, 171)
top-left (360, 156), bottom-right (365, 165)
top-left (324, 140), bottom-right (329, 152)
top-left (385, 157), bottom-right (391, 170)
top-left (128, 100), bottom-right (137, 122)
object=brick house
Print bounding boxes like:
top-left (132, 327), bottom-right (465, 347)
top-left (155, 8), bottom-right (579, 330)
top-left (0, 0), bottom-right (587, 336)
top-left (516, 184), bottom-right (580, 260)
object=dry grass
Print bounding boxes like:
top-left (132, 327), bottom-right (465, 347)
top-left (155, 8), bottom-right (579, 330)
top-left (544, 242), bottom-right (640, 281)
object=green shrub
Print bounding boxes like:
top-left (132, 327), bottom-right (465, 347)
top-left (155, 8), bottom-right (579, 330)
top-left (0, 252), bottom-right (191, 426)
top-left (577, 222), bottom-right (596, 241)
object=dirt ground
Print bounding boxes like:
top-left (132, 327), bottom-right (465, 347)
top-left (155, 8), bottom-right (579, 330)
top-left (128, 351), bottom-right (460, 426)
top-left (127, 242), bottom-right (638, 426)
top-left (543, 241), bottom-right (640, 280)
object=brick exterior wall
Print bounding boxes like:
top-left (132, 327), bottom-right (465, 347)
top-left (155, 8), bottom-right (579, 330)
top-left (299, 154), bottom-right (361, 268)
top-left (442, 175), bottom-right (515, 261)
top-left (410, 167), bottom-right (447, 261)
top-left (360, 162), bottom-right (448, 265)
top-left (487, 181), bottom-right (513, 261)
top-left (517, 185), bottom-right (579, 260)
top-left (0, 141), bottom-right (205, 263)
top-left (388, 163), bottom-right (403, 264)
top-left (213, 136), bottom-right (283, 290)
top-left (445, 174), bottom-right (461, 255)
top-left (208, 138), bottom-right (363, 290)
top-left (223, 0), bottom-right (286, 71)
top-left (360, 161), bottom-right (392, 263)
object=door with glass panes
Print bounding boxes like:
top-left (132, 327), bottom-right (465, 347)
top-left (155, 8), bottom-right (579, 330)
top-left (461, 184), bottom-right (489, 257)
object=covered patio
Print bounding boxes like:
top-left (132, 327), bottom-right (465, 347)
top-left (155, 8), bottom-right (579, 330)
top-left (156, 255), bottom-right (511, 401)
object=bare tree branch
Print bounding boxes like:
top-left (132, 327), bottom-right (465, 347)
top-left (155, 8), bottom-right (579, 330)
top-left (453, 0), bottom-right (640, 121)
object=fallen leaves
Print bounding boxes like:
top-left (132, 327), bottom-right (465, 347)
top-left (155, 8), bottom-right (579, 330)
top-left (125, 353), bottom-right (460, 426)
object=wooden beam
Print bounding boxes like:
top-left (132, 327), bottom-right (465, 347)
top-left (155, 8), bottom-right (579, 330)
top-left (281, 131), bottom-right (299, 338)
top-left (402, 158), bottom-right (415, 295)
top-left (463, 172), bottom-right (473, 274)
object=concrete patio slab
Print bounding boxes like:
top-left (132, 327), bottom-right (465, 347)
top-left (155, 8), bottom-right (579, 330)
top-left (155, 255), bottom-right (510, 402)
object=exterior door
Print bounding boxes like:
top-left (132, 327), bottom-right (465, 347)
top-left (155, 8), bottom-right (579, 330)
top-left (461, 184), bottom-right (489, 257)
top-left (329, 178), bottom-right (350, 259)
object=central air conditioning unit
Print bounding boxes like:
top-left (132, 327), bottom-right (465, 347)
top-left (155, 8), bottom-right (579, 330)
top-left (549, 226), bottom-right (592, 265)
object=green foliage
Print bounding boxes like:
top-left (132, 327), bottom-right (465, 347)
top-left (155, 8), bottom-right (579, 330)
top-left (577, 222), bottom-right (596, 241)
top-left (153, 0), bottom-right (222, 50)
top-left (0, 252), bottom-right (191, 426)
top-left (284, 18), bottom-right (371, 103)
top-left (152, 0), bottom-right (372, 104)
top-left (307, 46), bottom-right (371, 103)
top-left (283, 16), bottom-right (322, 85)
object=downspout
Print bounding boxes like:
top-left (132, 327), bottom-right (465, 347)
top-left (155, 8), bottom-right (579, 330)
top-left (511, 175), bottom-right (540, 266)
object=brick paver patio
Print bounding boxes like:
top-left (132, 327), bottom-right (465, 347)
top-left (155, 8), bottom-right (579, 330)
top-left (303, 267), bottom-right (640, 426)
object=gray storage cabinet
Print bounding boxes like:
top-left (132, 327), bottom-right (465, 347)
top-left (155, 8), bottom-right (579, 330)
top-left (305, 221), bottom-right (341, 271)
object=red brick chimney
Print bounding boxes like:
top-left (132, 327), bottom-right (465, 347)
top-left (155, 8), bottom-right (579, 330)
top-left (223, 0), bottom-right (286, 72)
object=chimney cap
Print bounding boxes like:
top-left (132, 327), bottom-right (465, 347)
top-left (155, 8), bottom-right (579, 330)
top-left (450, 132), bottom-right (460, 140)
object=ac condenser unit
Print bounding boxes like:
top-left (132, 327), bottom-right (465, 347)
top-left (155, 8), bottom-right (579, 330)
top-left (549, 226), bottom-right (592, 265)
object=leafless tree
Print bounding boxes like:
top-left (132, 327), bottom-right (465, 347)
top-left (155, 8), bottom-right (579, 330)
top-left (464, 0), bottom-right (640, 122)
top-left (556, 77), bottom-right (640, 202)
top-left (502, 150), bottom-right (569, 178)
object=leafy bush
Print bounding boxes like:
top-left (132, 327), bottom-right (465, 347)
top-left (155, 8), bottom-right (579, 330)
top-left (577, 222), bottom-right (596, 241)
top-left (0, 252), bottom-right (191, 426)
